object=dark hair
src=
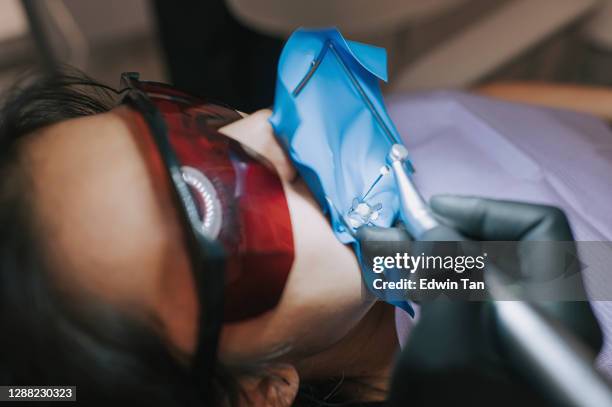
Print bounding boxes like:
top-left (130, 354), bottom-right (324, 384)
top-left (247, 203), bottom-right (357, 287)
top-left (0, 67), bottom-right (244, 406)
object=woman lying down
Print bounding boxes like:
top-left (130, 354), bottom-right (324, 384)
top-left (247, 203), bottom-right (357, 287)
top-left (0, 68), bottom-right (609, 407)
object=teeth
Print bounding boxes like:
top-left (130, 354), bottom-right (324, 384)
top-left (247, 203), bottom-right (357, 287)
top-left (349, 218), bottom-right (361, 228)
top-left (348, 199), bottom-right (383, 228)
top-left (356, 202), bottom-right (371, 217)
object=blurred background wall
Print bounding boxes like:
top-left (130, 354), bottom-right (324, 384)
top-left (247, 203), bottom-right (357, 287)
top-left (1, 0), bottom-right (612, 112)
top-left (0, 0), bottom-right (164, 91)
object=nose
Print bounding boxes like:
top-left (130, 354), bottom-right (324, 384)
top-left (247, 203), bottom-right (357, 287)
top-left (219, 109), bottom-right (297, 183)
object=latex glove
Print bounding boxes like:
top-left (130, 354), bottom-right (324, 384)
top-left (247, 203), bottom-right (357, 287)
top-left (387, 195), bottom-right (603, 406)
top-left (428, 195), bottom-right (601, 350)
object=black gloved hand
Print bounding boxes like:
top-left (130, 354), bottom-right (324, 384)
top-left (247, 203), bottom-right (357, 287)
top-left (428, 195), bottom-right (601, 350)
top-left (374, 195), bottom-right (603, 407)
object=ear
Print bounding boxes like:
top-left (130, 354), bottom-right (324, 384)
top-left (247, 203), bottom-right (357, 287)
top-left (238, 364), bottom-right (299, 407)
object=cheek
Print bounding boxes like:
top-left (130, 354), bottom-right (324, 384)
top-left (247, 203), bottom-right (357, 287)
top-left (282, 181), bottom-right (370, 339)
top-left (285, 181), bottom-right (361, 296)
top-left (218, 180), bottom-right (370, 363)
top-left (155, 242), bottom-right (199, 355)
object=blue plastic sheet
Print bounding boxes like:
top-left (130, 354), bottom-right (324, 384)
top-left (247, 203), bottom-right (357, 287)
top-left (269, 28), bottom-right (413, 245)
top-left (270, 28), bottom-right (415, 316)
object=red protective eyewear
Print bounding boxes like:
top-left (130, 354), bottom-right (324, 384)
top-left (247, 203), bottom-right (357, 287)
top-left (120, 73), bottom-right (294, 395)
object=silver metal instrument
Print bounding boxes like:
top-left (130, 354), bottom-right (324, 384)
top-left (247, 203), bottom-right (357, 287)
top-left (384, 143), bottom-right (612, 407)
top-left (386, 143), bottom-right (438, 238)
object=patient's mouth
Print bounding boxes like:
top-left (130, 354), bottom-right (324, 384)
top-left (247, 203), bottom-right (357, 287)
top-left (346, 164), bottom-right (390, 229)
top-left (348, 199), bottom-right (383, 229)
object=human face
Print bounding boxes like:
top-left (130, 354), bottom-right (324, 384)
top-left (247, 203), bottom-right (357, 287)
top-left (22, 105), bottom-right (373, 368)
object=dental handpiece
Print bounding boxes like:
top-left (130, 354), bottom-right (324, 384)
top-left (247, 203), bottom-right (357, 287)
top-left (386, 146), bottom-right (612, 406)
top-left (387, 144), bottom-right (439, 239)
